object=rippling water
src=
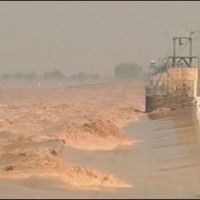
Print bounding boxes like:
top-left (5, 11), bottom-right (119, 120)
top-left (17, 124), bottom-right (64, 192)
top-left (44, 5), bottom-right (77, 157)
top-left (1, 107), bottom-right (200, 199)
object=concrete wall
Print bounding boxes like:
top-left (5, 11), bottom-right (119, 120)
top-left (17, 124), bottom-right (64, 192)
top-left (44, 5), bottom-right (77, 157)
top-left (145, 67), bottom-right (199, 113)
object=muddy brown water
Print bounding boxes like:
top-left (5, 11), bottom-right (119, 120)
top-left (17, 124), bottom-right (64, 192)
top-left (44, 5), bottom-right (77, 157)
top-left (1, 107), bottom-right (200, 199)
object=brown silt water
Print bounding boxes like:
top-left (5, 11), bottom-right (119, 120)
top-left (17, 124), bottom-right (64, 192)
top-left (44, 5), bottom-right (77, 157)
top-left (1, 107), bottom-right (200, 199)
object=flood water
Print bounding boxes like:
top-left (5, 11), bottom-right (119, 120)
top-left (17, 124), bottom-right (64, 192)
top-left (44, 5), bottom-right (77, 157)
top-left (1, 107), bottom-right (200, 199)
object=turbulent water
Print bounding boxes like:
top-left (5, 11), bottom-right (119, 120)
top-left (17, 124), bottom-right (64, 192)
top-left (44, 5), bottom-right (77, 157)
top-left (0, 83), bottom-right (143, 197)
top-left (1, 106), bottom-right (200, 198)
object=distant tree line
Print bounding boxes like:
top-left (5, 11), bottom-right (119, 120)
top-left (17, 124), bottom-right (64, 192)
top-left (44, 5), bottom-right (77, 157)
top-left (0, 69), bottom-right (101, 81)
top-left (70, 72), bottom-right (100, 81)
top-left (114, 62), bottom-right (143, 80)
top-left (0, 63), bottom-right (145, 82)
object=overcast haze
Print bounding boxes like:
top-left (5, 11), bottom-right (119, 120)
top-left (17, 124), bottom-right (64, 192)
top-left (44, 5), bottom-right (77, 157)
top-left (0, 1), bottom-right (200, 76)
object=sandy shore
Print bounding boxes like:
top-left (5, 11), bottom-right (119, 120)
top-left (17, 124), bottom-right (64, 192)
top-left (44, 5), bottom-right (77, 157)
top-left (0, 82), bottom-right (144, 190)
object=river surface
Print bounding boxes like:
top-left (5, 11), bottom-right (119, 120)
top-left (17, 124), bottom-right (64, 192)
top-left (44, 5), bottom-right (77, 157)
top-left (1, 107), bottom-right (200, 199)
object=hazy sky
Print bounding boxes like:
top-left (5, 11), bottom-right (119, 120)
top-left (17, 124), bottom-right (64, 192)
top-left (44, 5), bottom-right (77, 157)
top-left (0, 1), bottom-right (200, 76)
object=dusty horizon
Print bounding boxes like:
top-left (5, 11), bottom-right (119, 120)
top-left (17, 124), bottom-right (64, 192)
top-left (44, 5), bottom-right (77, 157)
top-left (0, 1), bottom-right (200, 76)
